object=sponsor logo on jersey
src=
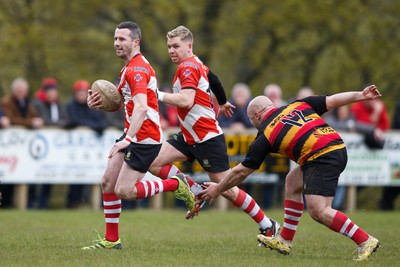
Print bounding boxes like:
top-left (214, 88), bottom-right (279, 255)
top-left (134, 74), bottom-right (142, 82)
top-left (133, 66), bottom-right (149, 74)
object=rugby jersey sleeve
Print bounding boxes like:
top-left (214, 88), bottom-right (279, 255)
top-left (208, 70), bottom-right (227, 105)
top-left (301, 95), bottom-right (328, 116)
top-left (241, 133), bottom-right (272, 170)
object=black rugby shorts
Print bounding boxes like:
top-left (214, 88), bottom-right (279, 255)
top-left (167, 132), bottom-right (230, 173)
top-left (117, 134), bottom-right (161, 173)
top-left (301, 147), bottom-right (347, 197)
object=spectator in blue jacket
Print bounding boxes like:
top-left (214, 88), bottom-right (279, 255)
top-left (218, 83), bottom-right (252, 132)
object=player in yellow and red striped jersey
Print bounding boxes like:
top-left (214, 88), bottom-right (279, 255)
top-left (202, 84), bottom-right (381, 261)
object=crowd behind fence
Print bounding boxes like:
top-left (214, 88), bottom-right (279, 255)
top-left (1, 127), bottom-right (399, 211)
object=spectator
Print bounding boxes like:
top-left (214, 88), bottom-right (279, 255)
top-left (104, 108), bottom-right (125, 130)
top-left (1, 77), bottom-right (44, 208)
top-left (350, 97), bottom-right (390, 130)
top-left (66, 79), bottom-right (107, 208)
top-left (66, 79), bottom-right (107, 134)
top-left (287, 86), bottom-right (315, 103)
top-left (33, 77), bottom-right (68, 127)
top-left (1, 77), bottom-right (44, 128)
top-left (350, 95), bottom-right (391, 210)
top-left (0, 107), bottom-right (11, 128)
top-left (0, 107), bottom-right (10, 208)
top-left (378, 100), bottom-right (400, 210)
top-left (296, 86), bottom-right (315, 100)
top-left (218, 83), bottom-right (252, 132)
top-left (28, 77), bottom-right (68, 209)
top-left (264, 84), bottom-right (287, 107)
top-left (351, 97), bottom-right (390, 148)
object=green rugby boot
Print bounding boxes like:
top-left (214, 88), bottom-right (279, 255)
top-left (171, 174), bottom-right (195, 212)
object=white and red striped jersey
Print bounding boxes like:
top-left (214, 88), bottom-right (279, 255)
top-left (118, 53), bottom-right (162, 144)
top-left (172, 55), bottom-right (223, 145)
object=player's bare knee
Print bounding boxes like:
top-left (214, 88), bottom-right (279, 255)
top-left (101, 177), bottom-right (114, 192)
top-left (307, 204), bottom-right (326, 223)
top-left (114, 186), bottom-right (134, 200)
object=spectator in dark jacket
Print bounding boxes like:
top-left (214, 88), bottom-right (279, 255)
top-left (33, 77), bottom-right (68, 127)
top-left (65, 80), bottom-right (107, 208)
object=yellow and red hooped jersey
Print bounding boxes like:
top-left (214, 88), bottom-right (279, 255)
top-left (118, 53), bottom-right (162, 144)
top-left (172, 55), bottom-right (223, 145)
top-left (242, 96), bottom-right (345, 170)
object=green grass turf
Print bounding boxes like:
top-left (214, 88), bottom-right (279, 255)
top-left (0, 209), bottom-right (398, 267)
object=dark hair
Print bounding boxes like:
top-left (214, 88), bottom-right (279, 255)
top-left (116, 21), bottom-right (142, 40)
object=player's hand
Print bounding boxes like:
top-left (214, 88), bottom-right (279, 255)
top-left (217, 102), bottom-right (236, 118)
top-left (87, 90), bottom-right (103, 109)
top-left (108, 140), bottom-right (129, 158)
top-left (200, 182), bottom-right (221, 204)
top-left (362, 84), bottom-right (381, 100)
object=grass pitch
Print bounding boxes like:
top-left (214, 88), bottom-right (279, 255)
top-left (0, 208), bottom-right (398, 267)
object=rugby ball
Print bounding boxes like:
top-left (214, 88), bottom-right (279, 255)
top-left (91, 79), bottom-right (122, 112)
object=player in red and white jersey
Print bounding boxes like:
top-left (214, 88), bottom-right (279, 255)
top-left (83, 21), bottom-right (195, 250)
top-left (150, 25), bottom-right (280, 238)
top-left (170, 55), bottom-right (223, 144)
top-left (117, 53), bottom-right (162, 144)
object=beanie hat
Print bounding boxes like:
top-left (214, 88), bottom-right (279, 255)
top-left (42, 77), bottom-right (59, 91)
top-left (73, 80), bottom-right (90, 92)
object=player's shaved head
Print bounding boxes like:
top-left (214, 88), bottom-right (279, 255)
top-left (247, 96), bottom-right (275, 129)
top-left (248, 96), bottom-right (274, 115)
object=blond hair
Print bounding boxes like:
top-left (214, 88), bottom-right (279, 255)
top-left (167, 25), bottom-right (193, 43)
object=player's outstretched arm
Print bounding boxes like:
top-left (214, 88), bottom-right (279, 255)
top-left (326, 84), bottom-right (381, 111)
top-left (201, 163), bottom-right (254, 204)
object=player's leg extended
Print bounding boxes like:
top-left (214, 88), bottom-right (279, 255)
top-left (115, 142), bottom-right (194, 211)
top-left (306, 194), bottom-right (380, 261)
top-left (114, 162), bottom-right (193, 212)
top-left (82, 152), bottom-right (124, 250)
top-left (149, 141), bottom-right (188, 181)
top-left (258, 166), bottom-right (304, 254)
top-left (149, 139), bottom-right (199, 209)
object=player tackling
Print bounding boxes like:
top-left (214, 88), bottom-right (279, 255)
top-left (201, 84), bottom-right (381, 261)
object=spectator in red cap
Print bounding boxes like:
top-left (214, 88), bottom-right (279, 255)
top-left (28, 77), bottom-right (68, 209)
top-left (35, 77), bottom-right (59, 102)
top-left (66, 79), bottom-right (107, 208)
top-left (33, 77), bottom-right (67, 127)
top-left (66, 79), bottom-right (107, 132)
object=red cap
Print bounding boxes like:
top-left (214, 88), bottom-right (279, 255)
top-left (73, 80), bottom-right (90, 92)
top-left (42, 77), bottom-right (59, 91)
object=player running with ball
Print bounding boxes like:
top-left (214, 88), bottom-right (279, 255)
top-left (82, 21), bottom-right (195, 250)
